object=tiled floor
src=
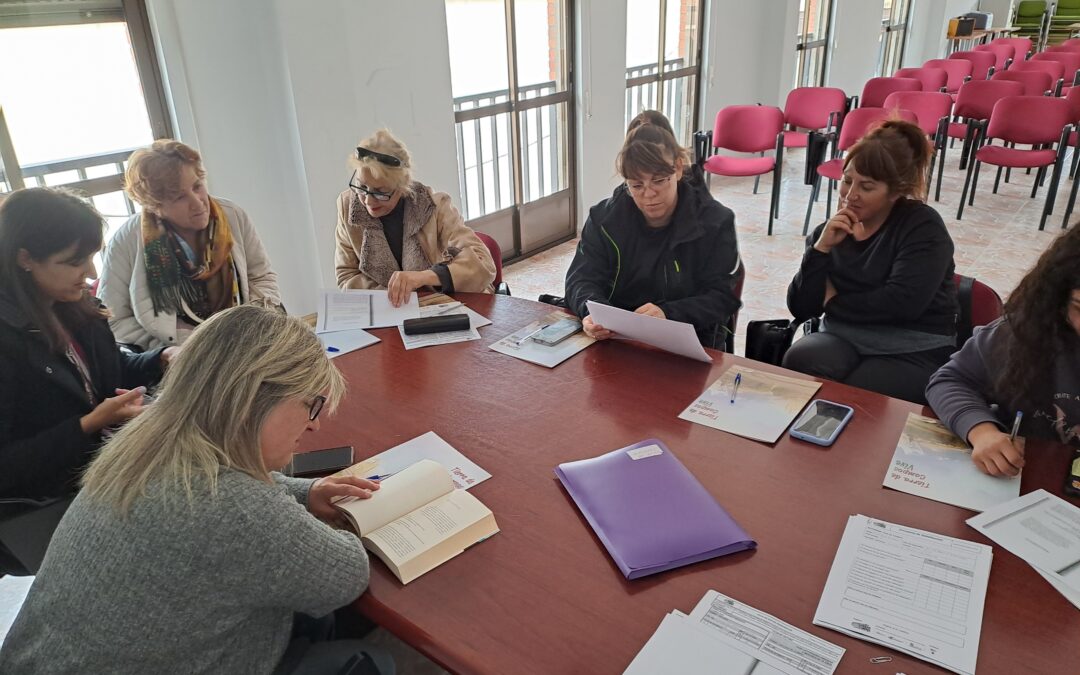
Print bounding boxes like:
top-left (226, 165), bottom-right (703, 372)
top-left (503, 146), bottom-right (1071, 353)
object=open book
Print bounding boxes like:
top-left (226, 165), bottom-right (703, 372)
top-left (334, 459), bottom-right (499, 584)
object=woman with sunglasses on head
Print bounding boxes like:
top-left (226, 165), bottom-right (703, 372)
top-left (0, 189), bottom-right (173, 572)
top-left (98, 140), bottom-right (281, 350)
top-left (0, 305), bottom-right (394, 674)
top-left (335, 128), bottom-right (496, 306)
top-left (564, 120), bottom-right (740, 348)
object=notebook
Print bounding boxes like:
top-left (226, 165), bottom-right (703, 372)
top-left (555, 439), bottom-right (755, 579)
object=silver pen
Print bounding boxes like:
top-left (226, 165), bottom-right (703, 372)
top-left (516, 324), bottom-right (549, 346)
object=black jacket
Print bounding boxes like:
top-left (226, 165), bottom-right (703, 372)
top-left (0, 295), bottom-right (164, 499)
top-left (564, 179), bottom-right (741, 346)
top-left (787, 199), bottom-right (958, 335)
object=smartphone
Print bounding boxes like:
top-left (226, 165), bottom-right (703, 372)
top-left (532, 317), bottom-right (582, 346)
top-left (1066, 448), bottom-right (1080, 498)
top-left (789, 400), bottom-right (854, 447)
top-left (286, 446), bottom-right (354, 477)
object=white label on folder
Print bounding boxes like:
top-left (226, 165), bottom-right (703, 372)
top-left (628, 445), bottom-right (663, 460)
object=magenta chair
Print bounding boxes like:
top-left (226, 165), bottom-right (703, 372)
top-left (992, 37), bottom-right (1033, 64)
top-left (954, 274), bottom-right (1004, 345)
top-left (1010, 59), bottom-right (1066, 95)
top-left (991, 68), bottom-right (1054, 96)
top-left (474, 231), bottom-right (510, 295)
top-left (781, 86), bottom-right (848, 148)
top-left (702, 105), bottom-right (786, 234)
top-left (802, 106), bottom-right (918, 234)
top-left (949, 50), bottom-right (996, 80)
top-left (1032, 51), bottom-right (1080, 91)
top-left (948, 79), bottom-right (1025, 170)
top-left (895, 67), bottom-right (948, 93)
top-left (859, 77), bottom-right (921, 108)
top-left (958, 96), bottom-right (1074, 230)
top-left (923, 58), bottom-right (973, 98)
top-left (974, 42), bottom-right (1014, 72)
top-left (883, 91), bottom-right (954, 202)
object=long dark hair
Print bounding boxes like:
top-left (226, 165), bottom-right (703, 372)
top-left (996, 225), bottom-right (1080, 407)
top-left (0, 188), bottom-right (106, 352)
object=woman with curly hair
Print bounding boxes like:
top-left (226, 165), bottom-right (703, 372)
top-left (926, 225), bottom-right (1080, 476)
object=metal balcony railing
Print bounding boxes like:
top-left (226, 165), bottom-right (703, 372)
top-left (625, 58), bottom-right (690, 143)
top-left (0, 148), bottom-right (137, 219)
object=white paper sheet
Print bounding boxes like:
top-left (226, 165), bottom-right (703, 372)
top-left (624, 612), bottom-right (773, 675)
top-left (813, 515), bottom-right (992, 675)
top-left (396, 302), bottom-right (486, 350)
top-left (967, 489), bottom-right (1080, 594)
top-left (586, 300), bottom-right (712, 363)
top-left (363, 431), bottom-right (490, 490)
top-left (678, 366), bottom-right (821, 443)
top-left (489, 312), bottom-right (595, 368)
top-left (883, 413), bottom-right (1021, 512)
top-left (317, 329), bottom-right (380, 358)
top-left (315, 289), bottom-right (420, 332)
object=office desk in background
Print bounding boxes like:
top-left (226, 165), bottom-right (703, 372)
top-left (300, 294), bottom-right (1079, 675)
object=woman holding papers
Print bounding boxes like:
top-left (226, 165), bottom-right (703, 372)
top-left (927, 225), bottom-right (1080, 477)
top-left (564, 120), bottom-right (741, 348)
top-left (98, 140), bottom-right (281, 350)
top-left (784, 120), bottom-right (957, 404)
top-left (0, 306), bottom-right (393, 675)
top-left (334, 128), bottom-right (495, 305)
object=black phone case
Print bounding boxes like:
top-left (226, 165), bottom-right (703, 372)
top-left (402, 314), bottom-right (470, 335)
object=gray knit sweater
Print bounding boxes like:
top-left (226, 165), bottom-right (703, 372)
top-left (0, 470), bottom-right (369, 674)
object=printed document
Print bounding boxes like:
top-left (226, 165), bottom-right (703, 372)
top-left (883, 413), bottom-right (1021, 512)
top-left (489, 311), bottom-right (595, 368)
top-left (813, 515), bottom-right (991, 675)
top-left (396, 302), bottom-right (490, 350)
top-left (679, 366), bottom-right (821, 443)
top-left (315, 289), bottom-right (420, 332)
top-left (967, 489), bottom-right (1080, 594)
top-left (586, 300), bottom-right (712, 362)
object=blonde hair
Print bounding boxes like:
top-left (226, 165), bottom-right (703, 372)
top-left (82, 305), bottom-right (346, 514)
top-left (124, 139), bottom-right (206, 214)
top-left (348, 128), bottom-right (414, 195)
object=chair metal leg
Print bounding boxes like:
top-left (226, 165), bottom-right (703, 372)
top-left (753, 151), bottom-right (763, 194)
top-left (826, 179), bottom-right (833, 220)
top-left (958, 155), bottom-right (978, 220)
top-left (803, 177), bottom-right (819, 236)
top-left (1032, 166), bottom-right (1045, 198)
top-left (993, 165), bottom-right (1003, 193)
top-left (969, 160), bottom-right (983, 207)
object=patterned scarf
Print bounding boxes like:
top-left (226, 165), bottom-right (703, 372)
top-left (142, 197), bottom-right (238, 321)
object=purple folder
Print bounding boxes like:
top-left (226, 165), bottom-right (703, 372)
top-left (555, 439), bottom-right (756, 580)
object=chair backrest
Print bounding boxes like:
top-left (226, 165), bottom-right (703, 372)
top-left (895, 67), bottom-right (949, 92)
top-left (1010, 57), bottom-right (1065, 83)
top-left (975, 42), bottom-right (1014, 72)
top-left (953, 79), bottom-right (1026, 120)
top-left (1032, 50), bottom-right (1080, 84)
top-left (882, 91), bottom-right (953, 136)
top-left (923, 58), bottom-right (974, 92)
top-left (711, 105), bottom-right (785, 153)
top-left (782, 86), bottom-right (848, 131)
top-left (949, 50), bottom-right (997, 80)
top-left (1060, 38), bottom-right (1080, 50)
top-left (474, 231), bottom-right (503, 286)
top-left (1056, 0), bottom-right (1080, 15)
top-left (860, 77), bottom-right (921, 108)
top-left (836, 106), bottom-right (917, 151)
top-left (954, 274), bottom-right (1004, 345)
top-left (991, 68), bottom-right (1054, 96)
top-left (986, 95), bottom-right (1073, 145)
top-left (1014, 0), bottom-right (1047, 20)
top-left (1065, 86), bottom-right (1080, 122)
top-left (993, 36), bottom-right (1033, 61)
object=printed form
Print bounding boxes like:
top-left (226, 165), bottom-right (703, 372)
top-left (813, 515), bottom-right (991, 675)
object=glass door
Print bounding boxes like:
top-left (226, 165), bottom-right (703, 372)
top-left (445, 0), bottom-right (575, 260)
top-left (876, 0), bottom-right (912, 77)
top-left (794, 0), bottom-right (834, 88)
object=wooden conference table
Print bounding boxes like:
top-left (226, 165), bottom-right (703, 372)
top-left (300, 293), bottom-right (1078, 675)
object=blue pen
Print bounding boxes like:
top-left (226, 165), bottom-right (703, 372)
top-left (1009, 410), bottom-right (1023, 442)
top-left (730, 372), bottom-right (742, 404)
top-left (365, 473), bottom-right (396, 481)
top-left (326, 346), bottom-right (340, 353)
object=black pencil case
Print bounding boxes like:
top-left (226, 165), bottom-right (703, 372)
top-left (402, 314), bottom-right (470, 335)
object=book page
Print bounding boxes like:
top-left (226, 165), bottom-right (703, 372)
top-left (336, 459), bottom-right (453, 535)
top-left (363, 488), bottom-right (491, 565)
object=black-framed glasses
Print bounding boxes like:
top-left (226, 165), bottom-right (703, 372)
top-left (309, 395), bottom-right (326, 421)
top-left (355, 146), bottom-right (404, 167)
top-left (348, 177), bottom-right (395, 202)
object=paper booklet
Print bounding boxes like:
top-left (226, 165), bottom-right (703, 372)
top-left (334, 459), bottom-right (499, 584)
top-left (489, 311), bottom-right (595, 368)
top-left (330, 431), bottom-right (491, 491)
top-left (883, 413), bottom-right (1021, 512)
top-left (586, 300), bottom-right (712, 363)
top-left (679, 366), bottom-right (821, 443)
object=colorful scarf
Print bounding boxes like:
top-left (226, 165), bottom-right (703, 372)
top-left (142, 197), bottom-right (238, 321)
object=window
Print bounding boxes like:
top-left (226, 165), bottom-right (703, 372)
top-left (794, 0), bottom-right (834, 88)
top-left (876, 0), bottom-right (912, 77)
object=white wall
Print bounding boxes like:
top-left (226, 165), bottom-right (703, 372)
top-left (827, 0), bottom-right (887, 95)
top-left (978, 0), bottom-right (1014, 26)
top-left (904, 0), bottom-right (981, 68)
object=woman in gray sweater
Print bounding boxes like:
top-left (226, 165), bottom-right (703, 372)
top-left (0, 305), bottom-right (392, 674)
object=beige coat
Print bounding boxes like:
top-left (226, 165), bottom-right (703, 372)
top-left (334, 183), bottom-right (495, 293)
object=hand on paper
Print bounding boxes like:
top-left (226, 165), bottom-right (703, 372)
top-left (80, 387), bottom-right (147, 434)
top-left (582, 315), bottom-right (613, 340)
top-left (309, 475), bottom-right (380, 520)
top-left (968, 422), bottom-right (1025, 477)
top-left (387, 270), bottom-right (438, 307)
top-left (634, 303), bottom-right (666, 320)
top-left (813, 207), bottom-right (861, 254)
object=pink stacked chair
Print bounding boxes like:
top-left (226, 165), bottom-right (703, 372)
top-left (781, 86), bottom-right (848, 148)
top-left (957, 96), bottom-right (1075, 230)
top-left (948, 79), bottom-right (1025, 170)
top-left (974, 42), bottom-right (1014, 72)
top-left (895, 67), bottom-right (948, 92)
top-left (992, 68), bottom-right (1054, 96)
top-left (1061, 87), bottom-right (1080, 226)
top-left (859, 77), bottom-right (921, 108)
top-left (1032, 51), bottom-right (1080, 91)
top-left (1010, 59), bottom-right (1066, 95)
top-left (882, 91), bottom-right (954, 202)
top-left (923, 58), bottom-right (973, 98)
top-left (1057, 38), bottom-right (1080, 52)
top-left (991, 37), bottom-right (1033, 63)
top-left (950, 50), bottom-right (997, 80)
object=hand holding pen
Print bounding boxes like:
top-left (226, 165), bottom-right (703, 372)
top-left (968, 411), bottom-right (1025, 478)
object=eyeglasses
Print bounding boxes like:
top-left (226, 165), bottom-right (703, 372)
top-left (308, 395), bottom-right (326, 422)
top-left (626, 175), bottom-right (674, 195)
top-left (355, 146), bottom-right (404, 167)
top-left (348, 176), bottom-right (396, 202)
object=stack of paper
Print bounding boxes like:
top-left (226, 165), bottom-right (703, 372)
top-left (396, 301), bottom-right (492, 350)
top-left (967, 489), bottom-right (1080, 610)
top-left (625, 590), bottom-right (845, 675)
top-left (813, 515), bottom-right (992, 675)
top-left (489, 311), bottom-right (595, 368)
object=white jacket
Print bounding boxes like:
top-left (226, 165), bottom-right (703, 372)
top-left (99, 198), bottom-right (281, 350)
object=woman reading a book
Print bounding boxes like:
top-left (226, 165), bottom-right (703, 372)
top-left (784, 119), bottom-right (958, 404)
top-left (927, 225), bottom-right (1080, 477)
top-left (563, 119), bottom-right (741, 349)
top-left (0, 306), bottom-right (393, 675)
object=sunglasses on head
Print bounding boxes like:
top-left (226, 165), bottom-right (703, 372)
top-left (356, 146), bottom-right (403, 167)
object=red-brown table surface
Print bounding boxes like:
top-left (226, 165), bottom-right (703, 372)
top-left (300, 294), bottom-right (1078, 675)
